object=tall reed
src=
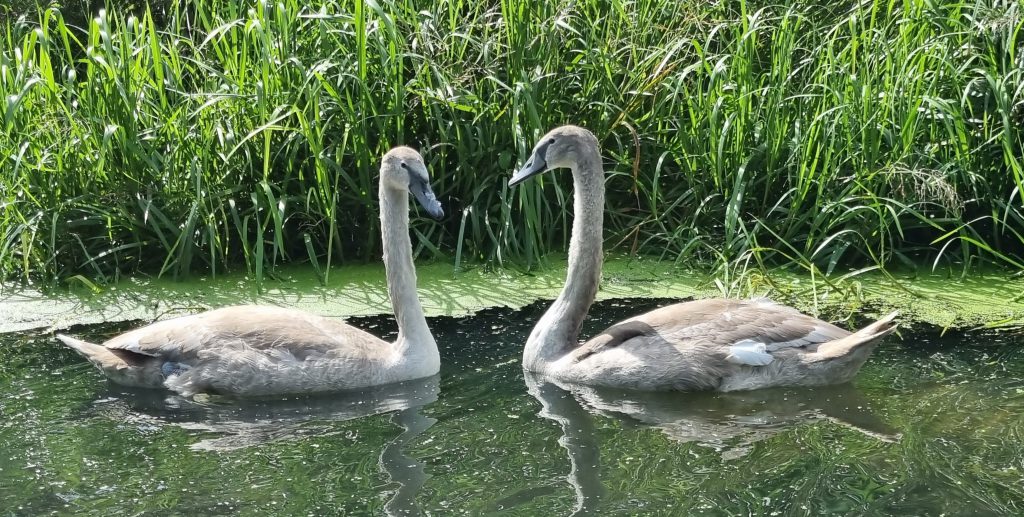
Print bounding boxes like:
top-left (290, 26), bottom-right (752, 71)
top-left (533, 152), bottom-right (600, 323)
top-left (1, 0), bottom-right (1021, 284)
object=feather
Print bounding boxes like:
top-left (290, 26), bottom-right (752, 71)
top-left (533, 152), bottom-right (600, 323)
top-left (725, 340), bottom-right (774, 366)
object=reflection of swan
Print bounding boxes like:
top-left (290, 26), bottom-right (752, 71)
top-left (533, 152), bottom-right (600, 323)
top-left (380, 406), bottom-right (436, 517)
top-left (91, 375), bottom-right (440, 450)
top-left (524, 372), bottom-right (900, 517)
top-left (553, 377), bottom-right (900, 460)
top-left (509, 125), bottom-right (897, 391)
top-left (524, 373), bottom-right (604, 517)
top-left (90, 376), bottom-right (440, 514)
top-left (57, 147), bottom-right (444, 396)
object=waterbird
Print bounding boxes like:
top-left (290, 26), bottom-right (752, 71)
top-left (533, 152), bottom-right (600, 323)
top-left (508, 125), bottom-right (897, 391)
top-left (57, 147), bottom-right (444, 397)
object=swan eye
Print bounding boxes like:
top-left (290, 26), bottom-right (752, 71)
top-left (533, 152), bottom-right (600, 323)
top-left (400, 162), bottom-right (409, 170)
top-left (548, 138), bottom-right (555, 144)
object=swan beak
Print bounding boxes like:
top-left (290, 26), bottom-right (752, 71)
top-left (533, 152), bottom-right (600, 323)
top-left (410, 176), bottom-right (444, 219)
top-left (509, 153), bottom-right (548, 187)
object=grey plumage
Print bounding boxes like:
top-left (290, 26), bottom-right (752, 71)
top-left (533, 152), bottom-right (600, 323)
top-left (511, 126), bottom-right (898, 391)
top-left (561, 298), bottom-right (897, 391)
top-left (56, 147), bottom-right (442, 397)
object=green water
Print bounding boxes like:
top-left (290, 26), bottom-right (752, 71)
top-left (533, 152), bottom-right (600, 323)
top-left (1, 298), bottom-right (1022, 515)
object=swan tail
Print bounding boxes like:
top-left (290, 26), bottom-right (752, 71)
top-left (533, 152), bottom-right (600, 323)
top-left (56, 333), bottom-right (165, 388)
top-left (807, 311), bottom-right (898, 363)
top-left (57, 333), bottom-right (126, 369)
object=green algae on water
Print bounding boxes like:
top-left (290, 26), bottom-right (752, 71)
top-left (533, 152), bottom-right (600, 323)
top-left (1, 258), bottom-right (1020, 334)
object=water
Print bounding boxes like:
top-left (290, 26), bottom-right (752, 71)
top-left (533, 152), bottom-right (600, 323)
top-left (1, 298), bottom-right (1022, 515)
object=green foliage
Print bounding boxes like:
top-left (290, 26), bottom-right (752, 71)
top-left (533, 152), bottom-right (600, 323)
top-left (1, 0), bottom-right (1022, 283)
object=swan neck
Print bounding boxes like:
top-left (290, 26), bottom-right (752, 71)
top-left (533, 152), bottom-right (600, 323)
top-left (524, 151), bottom-right (604, 371)
top-left (380, 184), bottom-right (437, 366)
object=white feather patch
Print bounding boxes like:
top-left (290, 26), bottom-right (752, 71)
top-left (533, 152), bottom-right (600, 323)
top-left (726, 340), bottom-right (774, 366)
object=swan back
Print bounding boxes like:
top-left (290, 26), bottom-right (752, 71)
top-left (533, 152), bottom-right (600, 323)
top-left (557, 299), bottom-right (894, 391)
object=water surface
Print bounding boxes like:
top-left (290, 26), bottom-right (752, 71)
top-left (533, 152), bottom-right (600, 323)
top-left (1, 299), bottom-right (1022, 515)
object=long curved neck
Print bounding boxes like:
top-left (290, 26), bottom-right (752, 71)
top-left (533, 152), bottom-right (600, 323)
top-left (523, 150), bottom-right (604, 372)
top-left (379, 185), bottom-right (438, 368)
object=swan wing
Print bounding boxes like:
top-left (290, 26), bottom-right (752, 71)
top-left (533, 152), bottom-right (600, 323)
top-left (103, 305), bottom-right (390, 363)
top-left (575, 298), bottom-right (850, 367)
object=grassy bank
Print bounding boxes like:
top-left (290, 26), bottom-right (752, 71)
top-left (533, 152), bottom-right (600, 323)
top-left (3, 256), bottom-right (1022, 334)
top-left (1, 0), bottom-right (1022, 284)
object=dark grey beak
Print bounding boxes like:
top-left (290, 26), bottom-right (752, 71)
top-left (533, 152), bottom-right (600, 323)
top-left (508, 144), bottom-right (551, 187)
top-left (410, 176), bottom-right (444, 220)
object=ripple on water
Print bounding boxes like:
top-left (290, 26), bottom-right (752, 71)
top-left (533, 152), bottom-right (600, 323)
top-left (0, 299), bottom-right (1022, 515)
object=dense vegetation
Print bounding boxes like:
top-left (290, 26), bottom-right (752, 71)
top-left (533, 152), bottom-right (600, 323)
top-left (1, 0), bottom-right (1022, 284)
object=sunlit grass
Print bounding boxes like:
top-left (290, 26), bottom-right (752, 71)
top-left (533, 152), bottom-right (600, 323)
top-left (1, 0), bottom-right (1022, 284)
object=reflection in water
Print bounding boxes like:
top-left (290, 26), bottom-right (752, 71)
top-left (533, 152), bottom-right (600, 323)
top-left (525, 373), bottom-right (604, 517)
top-left (4, 301), bottom-right (1022, 515)
top-left (380, 406), bottom-right (436, 516)
top-left (525, 372), bottom-right (900, 514)
top-left (88, 376), bottom-right (440, 515)
top-left (563, 380), bottom-right (900, 459)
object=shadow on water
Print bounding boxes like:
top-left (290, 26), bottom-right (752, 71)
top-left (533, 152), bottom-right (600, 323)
top-left (1, 297), bottom-right (1022, 515)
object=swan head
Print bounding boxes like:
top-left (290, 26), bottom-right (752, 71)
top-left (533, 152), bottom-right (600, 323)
top-left (382, 146), bottom-right (444, 219)
top-left (509, 125), bottom-right (599, 187)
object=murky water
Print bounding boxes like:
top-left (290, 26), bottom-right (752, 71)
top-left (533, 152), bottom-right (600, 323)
top-left (1, 299), bottom-right (1022, 515)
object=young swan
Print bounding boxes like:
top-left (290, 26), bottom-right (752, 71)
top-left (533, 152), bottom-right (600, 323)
top-left (57, 147), bottom-right (444, 397)
top-left (508, 126), bottom-right (897, 391)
